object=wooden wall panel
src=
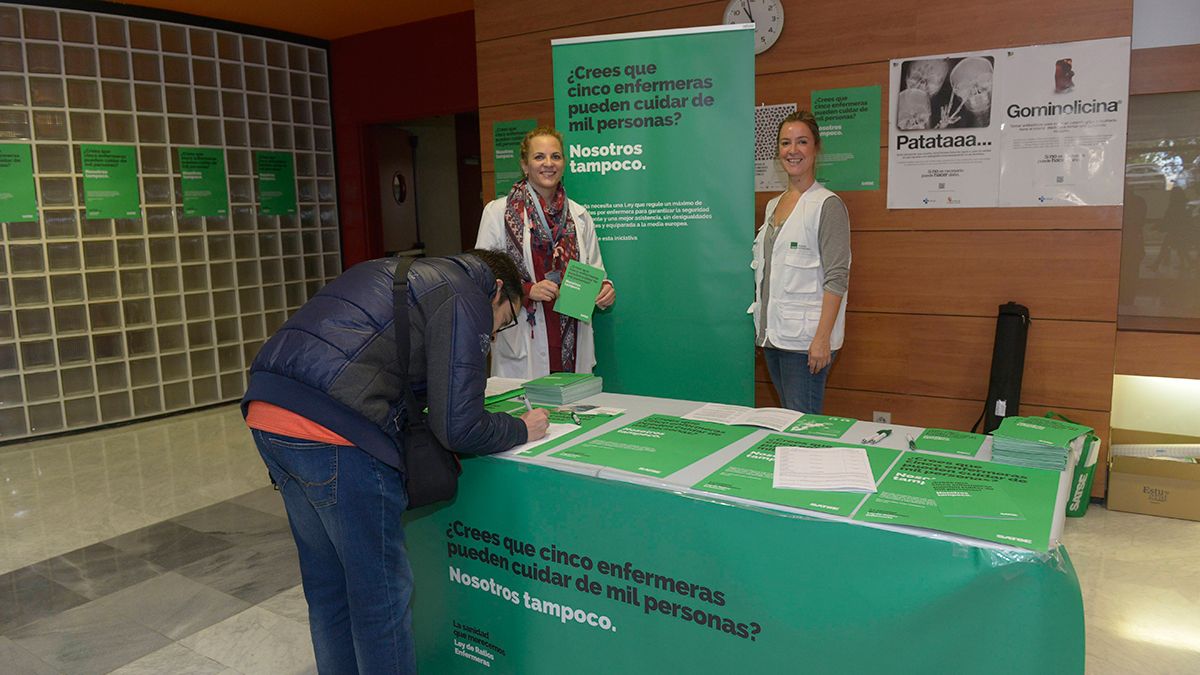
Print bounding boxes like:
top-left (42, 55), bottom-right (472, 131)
top-left (828, 312), bottom-right (1115, 410)
top-left (479, 100), bottom-right (555, 174)
top-left (475, 0), bottom-right (704, 43)
top-left (754, 154), bottom-right (1125, 232)
top-left (1130, 44), bottom-right (1200, 96)
top-left (1115, 331), bottom-right (1200, 380)
top-left (849, 230), bottom-right (1121, 321)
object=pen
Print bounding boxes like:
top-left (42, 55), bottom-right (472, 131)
top-left (907, 434), bottom-right (916, 451)
top-left (861, 429), bottom-right (892, 445)
top-left (523, 396), bottom-right (533, 413)
top-left (570, 411), bottom-right (582, 425)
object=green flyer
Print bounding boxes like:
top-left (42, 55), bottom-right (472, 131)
top-left (493, 118), bottom-right (537, 198)
top-left (553, 260), bottom-right (605, 322)
top-left (485, 399), bottom-right (624, 457)
top-left (810, 86), bottom-right (881, 191)
top-left (0, 144), bottom-right (38, 222)
top-left (913, 428), bottom-right (987, 457)
top-left (853, 453), bottom-right (1060, 551)
top-left (178, 147), bottom-right (230, 217)
top-left (694, 434), bottom-right (900, 516)
top-left (553, 27), bottom-right (755, 405)
top-left (81, 144), bottom-right (141, 218)
top-left (256, 151), bottom-right (297, 215)
top-left (785, 414), bottom-right (856, 439)
top-left (551, 414), bottom-right (754, 477)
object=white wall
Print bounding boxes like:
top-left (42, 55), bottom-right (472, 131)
top-left (1134, 0), bottom-right (1200, 49)
top-left (1111, 375), bottom-right (1200, 435)
top-left (397, 115), bottom-right (463, 258)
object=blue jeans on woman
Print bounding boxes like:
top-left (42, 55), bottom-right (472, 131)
top-left (252, 429), bottom-right (415, 674)
top-left (763, 347), bottom-right (838, 414)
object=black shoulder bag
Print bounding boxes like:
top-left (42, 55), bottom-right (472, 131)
top-left (393, 258), bottom-right (462, 509)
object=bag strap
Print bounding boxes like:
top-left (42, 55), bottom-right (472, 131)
top-left (393, 258), bottom-right (424, 438)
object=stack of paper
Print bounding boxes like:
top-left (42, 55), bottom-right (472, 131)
top-left (522, 373), bottom-right (603, 405)
top-left (990, 416), bottom-right (1092, 470)
top-left (771, 446), bottom-right (877, 493)
top-left (682, 403), bottom-right (802, 432)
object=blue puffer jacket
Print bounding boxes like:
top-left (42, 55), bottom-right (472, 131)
top-left (241, 254), bottom-right (527, 469)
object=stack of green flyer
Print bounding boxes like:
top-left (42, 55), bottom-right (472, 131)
top-left (523, 372), bottom-right (602, 405)
top-left (991, 416), bottom-right (1092, 470)
top-left (785, 415), bottom-right (857, 439)
top-left (551, 414), bottom-right (754, 477)
top-left (486, 398), bottom-right (623, 457)
top-left (693, 434), bottom-right (900, 516)
top-left (552, 260), bottom-right (606, 322)
top-left (853, 453), bottom-right (1061, 552)
top-left (912, 428), bottom-right (988, 457)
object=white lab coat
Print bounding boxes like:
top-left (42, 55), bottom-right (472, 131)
top-left (475, 195), bottom-right (607, 379)
top-left (750, 182), bottom-right (848, 351)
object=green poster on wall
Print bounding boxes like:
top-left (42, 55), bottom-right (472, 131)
top-left (0, 144), bottom-right (38, 222)
top-left (81, 144), bottom-right (140, 218)
top-left (178, 147), bottom-right (229, 217)
top-left (553, 26), bottom-right (755, 405)
top-left (256, 151), bottom-right (297, 215)
top-left (551, 414), bottom-right (754, 476)
top-left (693, 434), bottom-right (900, 516)
top-left (494, 118), bottom-right (537, 198)
top-left (810, 85), bottom-right (881, 191)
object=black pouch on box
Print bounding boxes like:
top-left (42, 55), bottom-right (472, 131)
top-left (393, 258), bottom-right (461, 509)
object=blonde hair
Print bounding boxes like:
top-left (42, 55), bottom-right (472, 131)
top-left (519, 126), bottom-right (565, 164)
top-left (776, 110), bottom-right (821, 151)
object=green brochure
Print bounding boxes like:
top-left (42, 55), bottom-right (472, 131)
top-left (552, 260), bottom-right (605, 322)
top-left (551, 414), bottom-right (754, 477)
top-left (256, 151), bottom-right (297, 215)
top-left (485, 399), bottom-right (624, 457)
top-left (913, 428), bottom-right (988, 457)
top-left (853, 453), bottom-right (1060, 552)
top-left (493, 118), bottom-right (537, 198)
top-left (0, 144), bottom-right (38, 222)
top-left (81, 144), bottom-right (141, 218)
top-left (179, 147), bottom-right (229, 217)
top-left (785, 414), bottom-right (857, 439)
top-left (693, 434), bottom-right (900, 516)
top-left (993, 416), bottom-right (1092, 447)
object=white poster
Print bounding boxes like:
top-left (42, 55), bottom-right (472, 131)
top-left (997, 37), bottom-right (1130, 206)
top-left (755, 103), bottom-right (796, 192)
top-left (887, 38), bottom-right (1130, 209)
top-left (887, 49), bottom-right (1004, 208)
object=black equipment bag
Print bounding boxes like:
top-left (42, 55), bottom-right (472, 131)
top-left (393, 258), bottom-right (461, 509)
top-left (974, 302), bottom-right (1031, 434)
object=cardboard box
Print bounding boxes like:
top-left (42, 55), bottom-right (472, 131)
top-left (1107, 455), bottom-right (1200, 522)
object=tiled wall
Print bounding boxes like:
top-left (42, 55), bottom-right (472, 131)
top-left (0, 5), bottom-right (339, 441)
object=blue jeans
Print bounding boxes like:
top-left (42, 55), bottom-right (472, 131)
top-left (763, 347), bottom-right (838, 414)
top-left (252, 429), bottom-right (415, 675)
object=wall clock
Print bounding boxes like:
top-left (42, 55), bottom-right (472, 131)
top-left (723, 0), bottom-right (784, 55)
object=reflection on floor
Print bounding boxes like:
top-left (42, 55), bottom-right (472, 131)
top-left (0, 404), bottom-right (1197, 673)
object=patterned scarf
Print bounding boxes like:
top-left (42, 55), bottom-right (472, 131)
top-left (502, 178), bottom-right (580, 371)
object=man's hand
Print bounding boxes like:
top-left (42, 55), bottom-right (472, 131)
top-left (521, 408), bottom-right (550, 441)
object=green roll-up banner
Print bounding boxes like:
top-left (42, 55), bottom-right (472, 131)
top-left (81, 144), bottom-right (140, 218)
top-left (255, 150), bottom-right (297, 216)
top-left (0, 144), bottom-right (38, 222)
top-left (179, 147), bottom-right (230, 217)
top-left (552, 26), bottom-right (755, 404)
top-left (405, 458), bottom-right (1085, 673)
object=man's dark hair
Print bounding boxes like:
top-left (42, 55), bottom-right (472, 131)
top-left (468, 248), bottom-right (524, 304)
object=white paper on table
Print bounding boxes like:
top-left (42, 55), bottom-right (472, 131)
top-left (558, 404), bottom-right (626, 416)
top-left (485, 377), bottom-right (527, 398)
top-left (682, 403), bottom-right (801, 432)
top-left (772, 446), bottom-right (877, 493)
top-left (510, 423), bottom-right (577, 455)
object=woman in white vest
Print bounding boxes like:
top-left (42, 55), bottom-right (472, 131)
top-left (476, 127), bottom-right (615, 379)
top-left (751, 111), bottom-right (851, 413)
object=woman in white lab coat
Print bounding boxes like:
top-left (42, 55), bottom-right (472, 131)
top-left (475, 127), bottom-right (615, 379)
top-left (751, 111), bottom-right (851, 413)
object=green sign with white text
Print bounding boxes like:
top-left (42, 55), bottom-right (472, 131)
top-left (81, 144), bottom-right (140, 218)
top-left (494, 118), bottom-right (537, 198)
top-left (551, 414), bottom-right (754, 477)
top-left (810, 85), bottom-right (881, 191)
top-left (0, 144), bottom-right (38, 222)
top-left (256, 151), bottom-right (296, 215)
top-left (553, 27), bottom-right (755, 404)
top-left (179, 147), bottom-right (229, 217)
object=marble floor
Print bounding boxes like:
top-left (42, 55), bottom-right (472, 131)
top-left (0, 404), bottom-right (1197, 673)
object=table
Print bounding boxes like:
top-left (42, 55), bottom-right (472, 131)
top-left (404, 393), bottom-right (1084, 673)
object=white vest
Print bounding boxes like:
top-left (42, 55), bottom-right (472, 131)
top-left (750, 183), bottom-right (848, 352)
